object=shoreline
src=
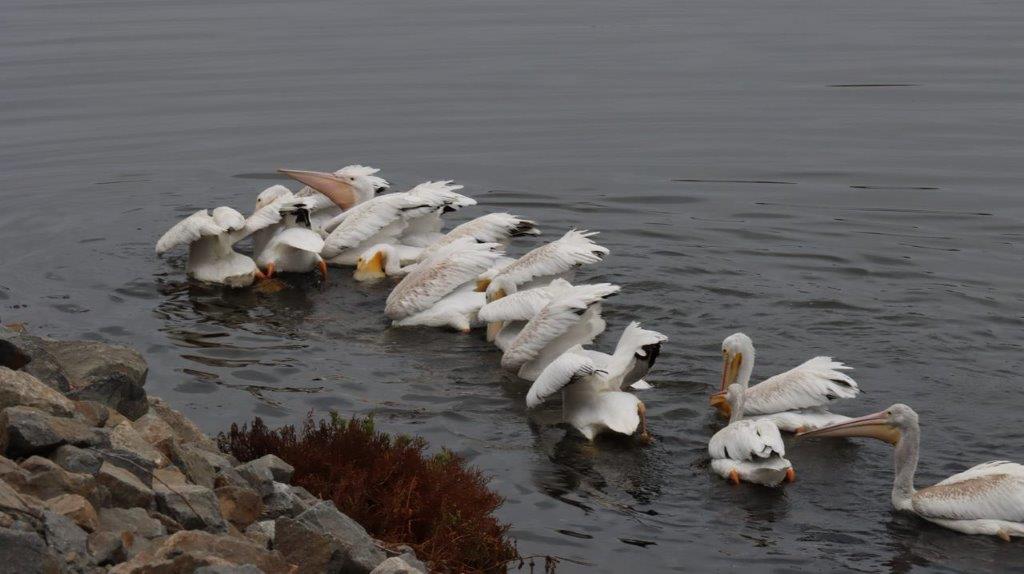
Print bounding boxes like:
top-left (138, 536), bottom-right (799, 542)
top-left (0, 325), bottom-right (430, 573)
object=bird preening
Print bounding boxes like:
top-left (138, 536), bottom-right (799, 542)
top-left (155, 164), bottom-right (1024, 542)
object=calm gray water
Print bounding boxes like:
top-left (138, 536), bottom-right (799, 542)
top-left (3, 0), bottom-right (1024, 571)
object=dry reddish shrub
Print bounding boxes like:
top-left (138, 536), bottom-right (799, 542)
top-left (218, 413), bottom-right (519, 573)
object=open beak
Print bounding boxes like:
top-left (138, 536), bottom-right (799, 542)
top-left (797, 410), bottom-right (901, 444)
top-left (278, 169), bottom-right (358, 210)
top-left (353, 251), bottom-right (386, 282)
top-left (709, 391), bottom-right (730, 417)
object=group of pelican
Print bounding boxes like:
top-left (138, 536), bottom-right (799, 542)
top-left (710, 334), bottom-right (1024, 541)
top-left (156, 165), bottom-right (1024, 542)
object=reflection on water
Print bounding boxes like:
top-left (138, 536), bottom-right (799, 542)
top-left (4, 0), bottom-right (1024, 571)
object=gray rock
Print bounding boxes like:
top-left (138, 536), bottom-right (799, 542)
top-left (0, 406), bottom-right (108, 457)
top-left (244, 454), bottom-right (293, 484)
top-left (370, 556), bottom-right (426, 574)
top-left (0, 330), bottom-right (70, 392)
top-left (154, 483), bottom-right (226, 532)
top-left (42, 509), bottom-right (89, 557)
top-left (71, 400), bottom-right (111, 428)
top-left (170, 442), bottom-right (217, 489)
top-left (98, 507), bottom-right (166, 540)
top-left (0, 367), bottom-right (75, 417)
top-left (146, 397), bottom-right (220, 452)
top-left (215, 485), bottom-right (262, 529)
top-left (108, 421), bottom-right (167, 468)
top-left (41, 340), bottom-right (149, 420)
top-left (275, 501), bottom-right (386, 574)
top-left (109, 530), bottom-right (294, 574)
top-left (0, 477), bottom-right (36, 516)
top-left (243, 520), bottom-right (275, 549)
top-left (236, 458), bottom-right (278, 496)
top-left (50, 445), bottom-right (102, 475)
top-left (43, 493), bottom-right (99, 533)
top-left (96, 461), bottom-right (154, 509)
top-left (0, 526), bottom-right (62, 574)
top-left (260, 482), bottom-right (309, 520)
top-left (87, 530), bottom-right (126, 566)
top-left (19, 456), bottom-right (96, 502)
top-left (194, 566), bottom-right (265, 574)
top-left (96, 447), bottom-right (157, 487)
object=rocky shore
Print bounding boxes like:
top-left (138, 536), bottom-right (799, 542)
top-left (0, 326), bottom-right (428, 574)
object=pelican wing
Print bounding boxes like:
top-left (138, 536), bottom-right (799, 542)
top-left (274, 227), bottom-right (325, 254)
top-left (708, 419), bottom-right (786, 461)
top-left (913, 461), bottom-right (1024, 522)
top-left (419, 213), bottom-right (539, 260)
top-left (477, 279), bottom-right (574, 323)
top-left (155, 210), bottom-right (225, 254)
top-left (526, 353), bottom-right (600, 408)
top-left (486, 229), bottom-right (609, 287)
top-left (744, 356), bottom-right (859, 415)
top-left (385, 240), bottom-right (503, 320)
top-left (500, 283), bottom-right (619, 371)
top-left (321, 194), bottom-right (430, 257)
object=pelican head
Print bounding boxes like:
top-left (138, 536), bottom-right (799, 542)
top-left (354, 244), bottom-right (390, 282)
top-left (255, 185), bottom-right (293, 210)
top-left (797, 404), bottom-right (914, 445)
top-left (710, 332), bottom-right (755, 415)
top-left (481, 276), bottom-right (514, 341)
top-left (278, 168), bottom-right (360, 210)
top-left (334, 165), bottom-right (390, 202)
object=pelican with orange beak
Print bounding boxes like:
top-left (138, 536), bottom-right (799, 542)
top-left (279, 165), bottom-right (389, 234)
top-left (711, 333), bottom-right (860, 433)
top-left (799, 404), bottom-right (1024, 541)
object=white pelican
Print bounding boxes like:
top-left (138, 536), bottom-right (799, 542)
top-left (279, 166), bottom-right (389, 234)
top-left (708, 383), bottom-right (795, 486)
top-left (321, 181), bottom-right (474, 267)
top-left (712, 333), bottom-right (859, 432)
top-left (476, 229), bottom-right (609, 302)
top-left (577, 321), bottom-right (668, 391)
top-left (525, 352), bottom-right (651, 442)
top-left (155, 197), bottom-right (298, 287)
top-left (384, 238), bottom-right (504, 332)
top-left (254, 207), bottom-right (328, 280)
top-left (355, 213), bottom-right (540, 283)
top-left (499, 282), bottom-right (619, 381)
top-left (799, 405), bottom-right (1024, 541)
top-left (478, 278), bottom-right (575, 343)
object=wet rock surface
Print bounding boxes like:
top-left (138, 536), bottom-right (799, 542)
top-left (0, 331), bottom-right (426, 573)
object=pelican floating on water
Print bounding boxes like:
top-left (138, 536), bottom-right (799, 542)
top-left (799, 404), bottom-right (1024, 541)
top-left (279, 166), bottom-right (389, 234)
top-left (322, 181), bottom-right (474, 268)
top-left (476, 230), bottom-right (609, 341)
top-left (254, 209), bottom-right (327, 280)
top-left (712, 333), bottom-right (859, 432)
top-left (499, 282), bottom-right (619, 381)
top-left (708, 383), bottom-right (795, 486)
top-left (155, 196), bottom-right (300, 287)
top-left (355, 212), bottom-right (539, 282)
top-left (525, 349), bottom-right (651, 442)
top-left (384, 238), bottom-right (504, 331)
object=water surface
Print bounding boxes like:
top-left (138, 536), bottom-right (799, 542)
top-left (3, 0), bottom-right (1024, 571)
